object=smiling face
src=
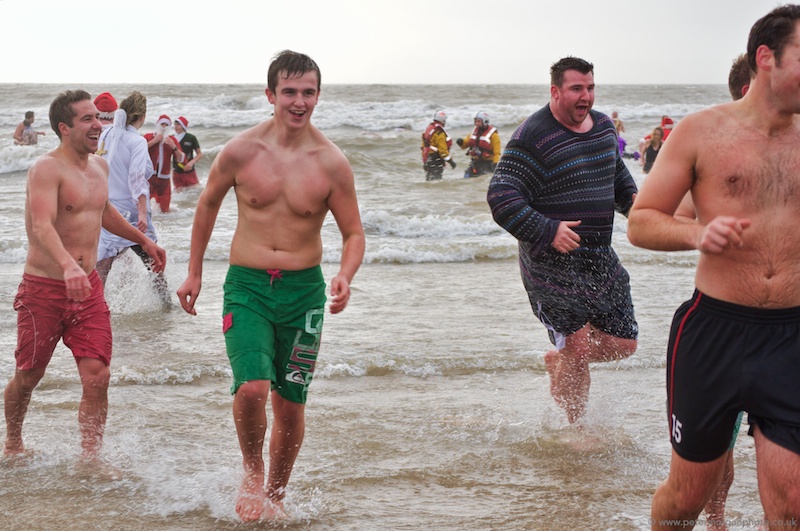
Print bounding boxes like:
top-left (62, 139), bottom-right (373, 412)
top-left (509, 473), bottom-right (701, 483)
top-left (60, 99), bottom-right (103, 154)
top-left (550, 69), bottom-right (595, 131)
top-left (266, 70), bottom-right (320, 129)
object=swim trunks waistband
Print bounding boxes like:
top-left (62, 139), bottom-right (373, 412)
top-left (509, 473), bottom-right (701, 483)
top-left (691, 289), bottom-right (800, 323)
top-left (227, 264), bottom-right (323, 283)
top-left (22, 269), bottom-right (100, 287)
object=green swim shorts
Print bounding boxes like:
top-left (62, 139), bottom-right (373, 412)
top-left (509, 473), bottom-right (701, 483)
top-left (222, 264), bottom-right (326, 403)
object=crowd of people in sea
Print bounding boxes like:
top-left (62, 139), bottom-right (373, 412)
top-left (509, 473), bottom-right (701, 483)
top-left (5, 5), bottom-right (800, 530)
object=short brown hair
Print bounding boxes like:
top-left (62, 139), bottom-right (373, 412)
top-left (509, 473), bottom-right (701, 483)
top-left (267, 50), bottom-right (321, 94)
top-left (728, 53), bottom-right (751, 101)
top-left (49, 90), bottom-right (91, 139)
top-left (550, 57), bottom-right (594, 87)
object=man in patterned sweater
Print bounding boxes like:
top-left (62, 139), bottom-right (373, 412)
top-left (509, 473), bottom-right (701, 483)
top-left (487, 56), bottom-right (638, 424)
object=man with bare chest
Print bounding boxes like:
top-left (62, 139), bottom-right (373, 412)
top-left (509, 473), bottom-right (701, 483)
top-left (176, 51), bottom-right (365, 523)
top-left (4, 90), bottom-right (165, 471)
top-left (628, 5), bottom-right (800, 529)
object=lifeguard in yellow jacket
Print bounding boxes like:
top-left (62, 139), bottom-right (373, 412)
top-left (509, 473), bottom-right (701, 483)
top-left (421, 110), bottom-right (456, 181)
top-left (456, 111), bottom-right (501, 178)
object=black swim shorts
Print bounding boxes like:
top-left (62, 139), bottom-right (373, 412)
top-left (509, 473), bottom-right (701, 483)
top-left (666, 290), bottom-right (800, 462)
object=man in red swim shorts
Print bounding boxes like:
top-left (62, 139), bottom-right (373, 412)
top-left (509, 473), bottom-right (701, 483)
top-left (3, 90), bottom-right (165, 467)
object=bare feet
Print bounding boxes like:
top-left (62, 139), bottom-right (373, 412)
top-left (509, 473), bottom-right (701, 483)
top-left (236, 474), bottom-right (267, 522)
top-left (4, 437), bottom-right (25, 457)
top-left (1, 448), bottom-right (34, 467)
top-left (75, 456), bottom-right (123, 481)
top-left (265, 498), bottom-right (288, 521)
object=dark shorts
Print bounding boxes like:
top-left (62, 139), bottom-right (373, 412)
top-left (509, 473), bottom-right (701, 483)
top-left (521, 246), bottom-right (638, 349)
top-left (667, 290), bottom-right (800, 462)
top-left (222, 265), bottom-right (326, 404)
top-left (13, 271), bottom-right (112, 369)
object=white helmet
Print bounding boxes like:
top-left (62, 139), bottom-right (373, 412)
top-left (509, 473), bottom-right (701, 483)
top-left (433, 110), bottom-right (447, 125)
top-left (474, 111), bottom-right (490, 125)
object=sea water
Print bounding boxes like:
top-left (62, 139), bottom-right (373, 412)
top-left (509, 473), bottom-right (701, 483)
top-left (0, 83), bottom-right (759, 530)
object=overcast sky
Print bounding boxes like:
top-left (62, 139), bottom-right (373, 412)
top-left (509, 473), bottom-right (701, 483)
top-left (0, 0), bottom-right (781, 85)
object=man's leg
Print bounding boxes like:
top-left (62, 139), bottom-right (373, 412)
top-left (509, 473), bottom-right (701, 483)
top-left (3, 368), bottom-right (45, 455)
top-left (651, 450), bottom-right (728, 530)
top-left (753, 426), bottom-right (800, 528)
top-left (233, 379), bottom-right (271, 522)
top-left (545, 324), bottom-right (636, 423)
top-left (76, 357), bottom-right (111, 460)
top-left (267, 391), bottom-right (305, 510)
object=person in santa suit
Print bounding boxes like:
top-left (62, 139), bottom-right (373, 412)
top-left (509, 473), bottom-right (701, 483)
top-left (172, 116), bottom-right (203, 189)
top-left (144, 114), bottom-right (184, 213)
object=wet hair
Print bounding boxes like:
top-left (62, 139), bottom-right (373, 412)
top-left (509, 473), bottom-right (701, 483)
top-left (728, 53), bottom-right (751, 101)
top-left (24, 111), bottom-right (34, 120)
top-left (49, 90), bottom-right (91, 139)
top-left (747, 4), bottom-right (800, 73)
top-left (120, 91), bottom-right (147, 126)
top-left (651, 126), bottom-right (664, 141)
top-left (267, 50), bottom-right (321, 94)
top-left (550, 57), bottom-right (594, 87)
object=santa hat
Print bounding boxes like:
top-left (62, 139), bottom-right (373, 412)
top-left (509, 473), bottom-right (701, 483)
top-left (94, 92), bottom-right (117, 112)
top-left (661, 116), bottom-right (675, 127)
top-left (156, 114), bottom-right (171, 127)
top-left (175, 116), bottom-right (189, 130)
top-left (94, 92), bottom-right (118, 120)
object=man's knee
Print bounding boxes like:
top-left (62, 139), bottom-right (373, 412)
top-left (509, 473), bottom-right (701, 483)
top-left (9, 368), bottom-right (46, 393)
top-left (77, 358), bottom-right (110, 391)
top-left (236, 380), bottom-right (272, 404)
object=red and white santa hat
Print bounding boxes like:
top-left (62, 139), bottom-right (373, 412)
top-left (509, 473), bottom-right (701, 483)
top-left (156, 114), bottom-right (172, 127)
top-left (94, 92), bottom-right (118, 120)
top-left (175, 116), bottom-right (189, 130)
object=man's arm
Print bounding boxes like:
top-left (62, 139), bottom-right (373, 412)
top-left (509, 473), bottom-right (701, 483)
top-left (487, 144), bottom-right (563, 253)
top-left (26, 160), bottom-right (93, 300)
top-left (326, 155), bottom-right (365, 315)
top-left (128, 137), bottom-right (152, 231)
top-left (176, 145), bottom-right (236, 315)
top-left (184, 137), bottom-right (202, 170)
top-left (628, 115), bottom-right (749, 253)
top-left (13, 123), bottom-right (25, 145)
top-left (166, 136), bottom-right (185, 164)
top-left (490, 131), bottom-right (502, 164)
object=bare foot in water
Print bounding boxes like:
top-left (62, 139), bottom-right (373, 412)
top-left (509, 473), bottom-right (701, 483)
top-left (236, 475), bottom-right (267, 522)
top-left (1, 448), bottom-right (34, 467)
top-left (265, 498), bottom-right (288, 521)
top-left (75, 457), bottom-right (123, 481)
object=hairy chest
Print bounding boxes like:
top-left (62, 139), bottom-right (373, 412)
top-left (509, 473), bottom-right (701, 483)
top-left (696, 134), bottom-right (800, 213)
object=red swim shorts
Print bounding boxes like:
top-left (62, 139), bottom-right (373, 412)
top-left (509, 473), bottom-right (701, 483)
top-left (13, 270), bottom-right (112, 370)
top-left (172, 168), bottom-right (199, 189)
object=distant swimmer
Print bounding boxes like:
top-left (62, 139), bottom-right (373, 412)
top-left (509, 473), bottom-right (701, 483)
top-left (13, 111), bottom-right (45, 145)
top-left (488, 56), bottom-right (638, 424)
top-left (3, 90), bottom-right (165, 472)
top-left (456, 111), bottom-right (501, 178)
top-left (421, 110), bottom-right (456, 181)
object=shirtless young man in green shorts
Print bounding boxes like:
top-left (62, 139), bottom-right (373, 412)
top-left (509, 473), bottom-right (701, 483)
top-left (176, 51), bottom-right (365, 522)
